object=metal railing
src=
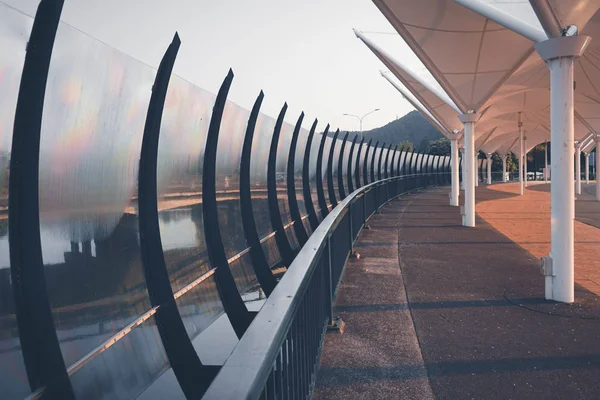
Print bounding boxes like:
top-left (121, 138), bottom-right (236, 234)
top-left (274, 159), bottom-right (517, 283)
top-left (203, 173), bottom-right (448, 399)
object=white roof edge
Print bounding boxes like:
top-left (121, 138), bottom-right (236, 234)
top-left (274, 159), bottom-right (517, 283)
top-left (380, 70), bottom-right (452, 138)
top-left (453, 0), bottom-right (547, 42)
top-left (353, 29), bottom-right (462, 114)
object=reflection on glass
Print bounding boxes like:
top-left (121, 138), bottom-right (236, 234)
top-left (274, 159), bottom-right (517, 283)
top-left (251, 114), bottom-right (277, 239)
top-left (307, 128), bottom-right (321, 219)
top-left (0, 3), bottom-right (32, 398)
top-left (294, 127), bottom-right (309, 218)
top-left (37, 20), bottom-right (166, 397)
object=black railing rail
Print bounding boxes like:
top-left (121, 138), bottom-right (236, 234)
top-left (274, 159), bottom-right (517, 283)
top-left (203, 172), bottom-right (446, 400)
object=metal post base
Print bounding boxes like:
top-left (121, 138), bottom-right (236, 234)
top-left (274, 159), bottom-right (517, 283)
top-left (350, 250), bottom-right (361, 259)
top-left (327, 316), bottom-right (345, 334)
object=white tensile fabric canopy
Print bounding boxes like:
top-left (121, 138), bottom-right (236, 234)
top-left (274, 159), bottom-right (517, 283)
top-left (358, 0), bottom-right (600, 153)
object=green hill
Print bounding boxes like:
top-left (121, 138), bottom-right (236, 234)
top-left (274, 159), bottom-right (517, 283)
top-left (327, 110), bottom-right (443, 151)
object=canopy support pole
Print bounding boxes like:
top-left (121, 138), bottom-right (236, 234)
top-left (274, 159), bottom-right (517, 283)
top-left (450, 136), bottom-right (460, 206)
top-left (585, 152), bottom-right (590, 184)
top-left (545, 141), bottom-right (549, 182)
top-left (460, 147), bottom-right (465, 190)
top-left (459, 113), bottom-right (479, 228)
top-left (486, 153), bottom-right (492, 184)
top-left (474, 152), bottom-right (479, 187)
top-left (519, 115), bottom-right (524, 195)
top-left (501, 154), bottom-right (508, 183)
top-left (535, 35), bottom-right (590, 303)
top-left (575, 143), bottom-right (582, 195)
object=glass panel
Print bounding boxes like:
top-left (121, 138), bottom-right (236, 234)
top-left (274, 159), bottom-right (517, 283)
top-left (294, 127), bottom-right (309, 217)
top-left (318, 136), bottom-right (332, 211)
top-left (399, 151), bottom-right (407, 175)
top-left (373, 147), bottom-right (382, 180)
top-left (340, 139), bottom-right (350, 197)
top-left (38, 20), bottom-right (156, 372)
top-left (157, 76), bottom-right (214, 293)
top-left (331, 137), bottom-right (341, 202)
top-left (251, 113), bottom-right (276, 239)
top-left (68, 315), bottom-right (169, 400)
top-left (276, 121), bottom-right (293, 226)
top-left (216, 101), bottom-right (250, 258)
top-left (308, 131), bottom-right (321, 215)
top-left (347, 140), bottom-right (355, 191)
top-left (0, 3), bottom-right (33, 398)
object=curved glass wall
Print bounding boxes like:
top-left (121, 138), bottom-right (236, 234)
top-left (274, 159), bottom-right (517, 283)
top-left (0, 4), bottom-right (445, 397)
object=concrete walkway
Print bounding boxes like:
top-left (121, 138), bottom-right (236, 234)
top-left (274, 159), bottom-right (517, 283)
top-left (314, 186), bottom-right (600, 399)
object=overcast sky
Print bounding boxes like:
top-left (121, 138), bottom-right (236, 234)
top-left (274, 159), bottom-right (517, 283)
top-left (5, 0), bottom-right (416, 131)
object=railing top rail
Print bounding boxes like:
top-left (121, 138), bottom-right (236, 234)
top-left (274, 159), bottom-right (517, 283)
top-left (203, 174), bottom-right (422, 399)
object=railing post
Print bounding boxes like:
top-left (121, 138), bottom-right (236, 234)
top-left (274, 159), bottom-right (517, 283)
top-left (349, 202), bottom-right (354, 253)
top-left (325, 235), bottom-right (343, 332)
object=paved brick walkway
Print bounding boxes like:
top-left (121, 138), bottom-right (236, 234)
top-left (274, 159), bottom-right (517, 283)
top-left (477, 182), bottom-right (600, 295)
top-left (315, 186), bottom-right (600, 399)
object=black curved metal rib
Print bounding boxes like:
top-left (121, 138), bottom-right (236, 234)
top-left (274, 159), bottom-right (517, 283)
top-left (204, 70), bottom-right (256, 340)
top-left (421, 154), bottom-right (428, 175)
top-left (337, 132), bottom-right (349, 200)
top-left (391, 147), bottom-right (399, 177)
top-left (316, 125), bottom-right (330, 220)
top-left (397, 148), bottom-right (405, 176)
top-left (384, 144), bottom-right (393, 179)
top-left (347, 136), bottom-right (358, 193)
top-left (326, 129), bottom-right (340, 209)
top-left (355, 138), bottom-right (364, 188)
top-left (406, 152), bottom-right (415, 175)
top-left (370, 141), bottom-right (379, 183)
top-left (239, 91), bottom-right (277, 296)
top-left (267, 103), bottom-right (296, 269)
top-left (138, 34), bottom-right (219, 397)
top-left (302, 119), bottom-right (320, 231)
top-left (377, 142), bottom-right (386, 181)
top-left (8, 1), bottom-right (74, 397)
top-left (287, 112), bottom-right (309, 245)
top-left (363, 139), bottom-right (373, 184)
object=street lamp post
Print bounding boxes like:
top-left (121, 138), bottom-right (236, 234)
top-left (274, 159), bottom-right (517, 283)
top-left (343, 108), bottom-right (380, 140)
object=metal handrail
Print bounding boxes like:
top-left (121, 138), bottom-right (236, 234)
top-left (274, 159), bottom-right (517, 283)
top-left (203, 173), bottom-right (446, 399)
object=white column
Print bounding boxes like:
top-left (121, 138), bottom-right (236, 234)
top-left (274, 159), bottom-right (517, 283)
top-left (459, 113), bottom-right (479, 228)
top-left (596, 136), bottom-right (600, 201)
top-left (544, 141), bottom-right (549, 182)
top-left (486, 153), bottom-right (492, 184)
top-left (575, 142), bottom-right (582, 195)
top-left (519, 118), bottom-right (524, 195)
top-left (535, 35), bottom-right (590, 303)
top-left (524, 136), bottom-right (528, 187)
top-left (460, 147), bottom-right (465, 190)
top-left (585, 152), bottom-right (590, 184)
top-left (501, 154), bottom-right (507, 182)
top-left (450, 136), bottom-right (459, 206)
top-left (474, 151), bottom-right (479, 187)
